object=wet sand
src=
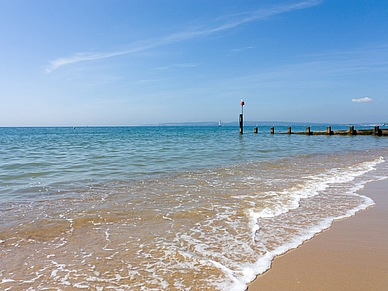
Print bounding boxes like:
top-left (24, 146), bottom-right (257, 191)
top-left (248, 179), bottom-right (388, 291)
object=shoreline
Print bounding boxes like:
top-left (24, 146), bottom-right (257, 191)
top-left (247, 178), bottom-right (388, 291)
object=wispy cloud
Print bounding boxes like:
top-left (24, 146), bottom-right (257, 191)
top-left (46, 0), bottom-right (322, 73)
top-left (134, 78), bottom-right (168, 84)
top-left (231, 44), bottom-right (388, 81)
top-left (45, 48), bottom-right (150, 73)
top-left (231, 46), bottom-right (254, 53)
top-left (201, 43), bottom-right (388, 99)
top-left (153, 63), bottom-right (197, 71)
top-left (352, 97), bottom-right (373, 102)
top-left (228, 46), bottom-right (254, 56)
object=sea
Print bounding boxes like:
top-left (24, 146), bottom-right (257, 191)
top-left (1, 125), bottom-right (387, 291)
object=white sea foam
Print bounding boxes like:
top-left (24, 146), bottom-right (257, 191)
top-left (228, 158), bottom-right (385, 291)
top-left (248, 157), bottom-right (384, 221)
top-left (1, 278), bottom-right (15, 284)
top-left (230, 204), bottom-right (373, 291)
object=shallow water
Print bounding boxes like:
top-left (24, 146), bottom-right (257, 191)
top-left (1, 126), bottom-right (387, 290)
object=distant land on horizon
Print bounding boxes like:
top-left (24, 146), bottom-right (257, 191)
top-left (157, 121), bottom-right (388, 127)
top-left (2, 121), bottom-right (387, 128)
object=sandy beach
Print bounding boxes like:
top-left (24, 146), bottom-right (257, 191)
top-left (248, 179), bottom-right (388, 291)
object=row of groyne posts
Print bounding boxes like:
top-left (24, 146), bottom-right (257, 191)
top-left (239, 100), bottom-right (387, 136)
top-left (266, 126), bottom-right (387, 136)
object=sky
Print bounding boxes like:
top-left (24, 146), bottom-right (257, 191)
top-left (0, 0), bottom-right (387, 126)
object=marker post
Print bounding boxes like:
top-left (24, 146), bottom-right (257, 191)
top-left (239, 99), bottom-right (244, 134)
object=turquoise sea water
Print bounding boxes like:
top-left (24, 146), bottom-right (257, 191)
top-left (1, 126), bottom-right (388, 290)
top-left (1, 125), bottom-right (387, 202)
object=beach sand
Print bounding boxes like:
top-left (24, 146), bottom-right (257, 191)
top-left (248, 179), bottom-right (388, 291)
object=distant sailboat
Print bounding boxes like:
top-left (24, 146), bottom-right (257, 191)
top-left (218, 120), bottom-right (222, 127)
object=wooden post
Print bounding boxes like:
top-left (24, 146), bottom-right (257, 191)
top-left (306, 127), bottom-right (311, 135)
top-left (327, 126), bottom-right (332, 135)
top-left (373, 126), bottom-right (381, 136)
top-left (254, 127), bottom-right (258, 134)
top-left (287, 127), bottom-right (292, 134)
top-left (239, 114), bottom-right (243, 134)
top-left (271, 127), bottom-right (274, 134)
top-left (349, 126), bottom-right (355, 135)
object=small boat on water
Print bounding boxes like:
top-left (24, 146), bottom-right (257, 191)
top-left (218, 120), bottom-right (222, 126)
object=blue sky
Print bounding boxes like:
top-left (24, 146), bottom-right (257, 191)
top-left (1, 0), bottom-right (387, 126)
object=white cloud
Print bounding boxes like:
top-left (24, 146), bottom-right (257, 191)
top-left (46, 0), bottom-right (322, 73)
top-left (352, 97), bottom-right (373, 102)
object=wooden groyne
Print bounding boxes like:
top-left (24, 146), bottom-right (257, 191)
top-left (271, 126), bottom-right (388, 136)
